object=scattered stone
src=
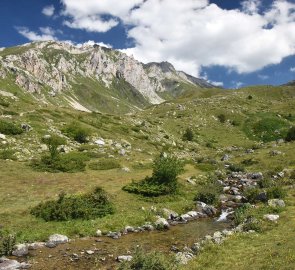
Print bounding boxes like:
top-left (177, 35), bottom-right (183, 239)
top-left (86, 250), bottom-right (94, 255)
top-left (0, 134), bottom-right (6, 140)
top-left (95, 230), bottom-right (102, 237)
top-left (221, 154), bottom-right (230, 161)
top-left (155, 217), bottom-right (170, 229)
top-left (141, 224), bottom-right (154, 231)
top-left (124, 226), bottom-right (135, 233)
top-left (212, 231), bottom-right (224, 244)
top-left (264, 214), bottom-right (280, 222)
top-left (0, 257), bottom-right (22, 270)
top-left (270, 150), bottom-right (282, 156)
top-left (28, 242), bottom-right (45, 250)
top-left (94, 139), bottom-right (105, 146)
top-left (45, 242), bottom-right (57, 248)
top-left (268, 199), bottom-right (285, 208)
top-left (12, 244), bottom-right (28, 257)
top-left (122, 167), bottom-right (130, 172)
top-left (117, 255), bottom-right (133, 262)
top-left (21, 123), bottom-right (31, 132)
top-left (107, 232), bottom-right (121, 239)
top-left (175, 252), bottom-right (194, 264)
top-left (48, 234), bottom-right (69, 245)
top-left (118, 149), bottom-right (126, 156)
top-left (162, 208), bottom-right (179, 220)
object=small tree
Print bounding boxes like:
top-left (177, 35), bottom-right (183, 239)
top-left (42, 135), bottom-right (66, 160)
top-left (183, 127), bottom-right (194, 141)
top-left (63, 122), bottom-right (91, 143)
top-left (217, 114), bottom-right (226, 123)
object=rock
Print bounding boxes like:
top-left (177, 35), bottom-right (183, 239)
top-left (0, 134), bottom-right (6, 140)
top-left (21, 123), bottom-right (31, 132)
top-left (268, 199), bottom-right (285, 208)
top-left (142, 224), bottom-right (154, 231)
top-left (270, 150), bottom-right (282, 156)
top-left (107, 232), bottom-right (121, 239)
top-left (0, 257), bottom-right (22, 270)
top-left (94, 139), bottom-right (105, 146)
top-left (212, 231), bottom-right (224, 244)
top-left (255, 192), bottom-right (268, 202)
top-left (124, 226), bottom-right (135, 233)
top-left (248, 172), bottom-right (263, 180)
top-left (95, 230), bottom-right (102, 237)
top-left (122, 167), bottom-right (130, 172)
top-left (277, 172), bottom-right (285, 178)
top-left (175, 252), bottom-right (194, 264)
top-left (162, 208), bottom-right (178, 219)
top-left (221, 154), bottom-right (230, 161)
top-left (264, 214), bottom-right (279, 222)
top-left (186, 211), bottom-right (199, 218)
top-left (118, 149), bottom-right (126, 156)
top-left (12, 244), bottom-right (28, 257)
top-left (48, 234), bottom-right (69, 245)
top-left (28, 242), bottom-right (45, 250)
top-left (117, 255), bottom-right (133, 262)
top-left (86, 250), bottom-right (94, 255)
top-left (45, 242), bottom-right (57, 248)
top-left (155, 217), bottom-right (170, 229)
top-left (222, 229), bottom-right (234, 237)
top-left (196, 202), bottom-right (217, 217)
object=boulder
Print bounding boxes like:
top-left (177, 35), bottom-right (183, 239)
top-left (117, 255), bottom-right (133, 262)
top-left (28, 242), bottom-right (45, 250)
top-left (155, 217), bottom-right (170, 229)
top-left (221, 154), bottom-right (230, 161)
top-left (12, 244), bottom-right (28, 257)
top-left (268, 199), bottom-right (285, 208)
top-left (196, 202), bottom-right (217, 217)
top-left (264, 214), bottom-right (279, 222)
top-left (0, 257), bottom-right (22, 270)
top-left (175, 252), bottom-right (194, 264)
top-left (95, 230), bottom-right (102, 237)
top-left (94, 139), bottom-right (105, 146)
top-left (48, 234), bottom-right (68, 245)
top-left (124, 226), bottom-right (135, 233)
top-left (162, 208), bottom-right (179, 220)
top-left (0, 134), bottom-right (6, 140)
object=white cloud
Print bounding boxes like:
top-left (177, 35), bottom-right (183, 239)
top-left (42, 5), bottom-right (55, 17)
top-left (232, 81), bottom-right (244, 89)
top-left (57, 0), bottom-right (295, 76)
top-left (210, 81), bottom-right (224, 87)
top-left (290, 67), bottom-right (295, 72)
top-left (16, 27), bottom-right (57, 41)
top-left (75, 40), bottom-right (112, 48)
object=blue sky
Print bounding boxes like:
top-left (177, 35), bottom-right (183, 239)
top-left (0, 0), bottom-right (294, 88)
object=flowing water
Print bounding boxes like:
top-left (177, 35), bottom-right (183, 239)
top-left (24, 218), bottom-right (230, 270)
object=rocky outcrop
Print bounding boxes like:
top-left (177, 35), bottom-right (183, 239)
top-left (0, 41), bottom-right (214, 108)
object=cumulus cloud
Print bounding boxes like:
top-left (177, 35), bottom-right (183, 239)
top-left (258, 74), bottom-right (269, 80)
top-left (75, 40), bottom-right (113, 48)
top-left (16, 26), bottom-right (58, 41)
top-left (42, 5), bottom-right (55, 17)
top-left (58, 0), bottom-right (295, 76)
top-left (290, 67), bottom-right (295, 72)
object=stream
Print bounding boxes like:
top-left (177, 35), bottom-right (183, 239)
top-left (22, 218), bottom-right (230, 270)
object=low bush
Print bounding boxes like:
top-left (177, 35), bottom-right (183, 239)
top-left (0, 148), bottom-right (16, 160)
top-left (227, 164), bottom-right (245, 172)
top-left (89, 159), bottom-right (121, 170)
top-left (0, 230), bottom-right (16, 256)
top-left (243, 188), bottom-right (261, 203)
top-left (233, 203), bottom-right (252, 225)
top-left (31, 187), bottom-right (114, 221)
top-left (194, 184), bottom-right (222, 205)
top-left (217, 114), bottom-right (226, 123)
top-left (285, 126), bottom-right (295, 142)
top-left (32, 152), bottom-right (88, 173)
top-left (182, 127), bottom-right (194, 141)
top-left (267, 186), bottom-right (286, 199)
top-left (123, 154), bottom-right (184, 196)
top-left (119, 247), bottom-right (177, 270)
top-left (63, 122), bottom-right (91, 143)
top-left (0, 120), bottom-right (23, 135)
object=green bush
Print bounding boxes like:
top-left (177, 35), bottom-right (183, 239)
top-left (267, 186), bottom-right (286, 199)
top-left (32, 152), bottom-right (88, 173)
top-left (217, 114), bottom-right (226, 123)
top-left (182, 127), bottom-right (194, 141)
top-left (89, 159), bottom-right (121, 170)
top-left (63, 122), bottom-right (91, 143)
top-left (41, 135), bottom-right (66, 160)
top-left (0, 98), bottom-right (10, 107)
top-left (285, 126), bottom-right (295, 142)
top-left (258, 178), bottom-right (274, 188)
top-left (227, 164), bottom-right (245, 172)
top-left (123, 154), bottom-right (184, 196)
top-left (0, 120), bottom-right (23, 135)
top-left (0, 231), bottom-right (16, 256)
top-left (243, 188), bottom-right (261, 203)
top-left (233, 203), bottom-right (252, 225)
top-left (194, 186), bottom-right (220, 205)
top-left (31, 187), bottom-right (114, 221)
top-left (0, 148), bottom-right (16, 160)
top-left (119, 248), bottom-right (177, 270)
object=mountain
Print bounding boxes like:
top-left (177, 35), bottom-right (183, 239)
top-left (283, 80), bottom-right (295, 87)
top-left (0, 41), bottom-right (215, 113)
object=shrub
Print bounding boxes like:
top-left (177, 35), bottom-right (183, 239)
top-left (32, 152), bottom-right (88, 173)
top-left (285, 126), bottom-right (295, 142)
top-left (227, 164), bottom-right (245, 172)
top-left (0, 98), bottom-right (10, 107)
top-left (0, 231), bottom-right (16, 256)
top-left (123, 154), bottom-right (184, 196)
top-left (119, 247), bottom-right (177, 270)
top-left (182, 127), bottom-right (194, 141)
top-left (63, 122), bottom-right (91, 143)
top-left (267, 186), bottom-right (286, 199)
top-left (243, 188), bottom-right (261, 203)
top-left (217, 114), bottom-right (226, 123)
top-left (233, 203), bottom-right (252, 225)
top-left (258, 178), bottom-right (274, 188)
top-left (0, 148), bottom-right (16, 160)
top-left (31, 187), bottom-right (114, 221)
top-left (41, 135), bottom-right (66, 160)
top-left (194, 184), bottom-right (221, 205)
top-left (0, 120), bottom-right (23, 135)
top-left (89, 159), bottom-right (121, 170)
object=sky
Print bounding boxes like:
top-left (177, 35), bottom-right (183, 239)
top-left (0, 0), bottom-right (294, 88)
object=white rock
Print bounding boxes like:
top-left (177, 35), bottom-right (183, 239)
top-left (264, 214), bottom-right (279, 222)
top-left (48, 234), bottom-right (69, 244)
top-left (155, 217), bottom-right (170, 229)
top-left (0, 134), bottom-right (6, 140)
top-left (117, 255), bottom-right (133, 262)
top-left (86, 250), bottom-right (94, 255)
top-left (95, 230), bottom-right (102, 237)
top-left (12, 244), bottom-right (28, 257)
top-left (268, 199), bottom-right (285, 208)
top-left (94, 139), bottom-right (105, 146)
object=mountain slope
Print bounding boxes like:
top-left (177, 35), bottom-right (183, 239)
top-left (0, 41), bottom-right (215, 113)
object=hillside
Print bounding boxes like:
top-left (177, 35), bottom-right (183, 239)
top-left (0, 41), bottom-right (214, 114)
top-left (0, 43), bottom-right (295, 270)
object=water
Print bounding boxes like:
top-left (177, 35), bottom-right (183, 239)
top-left (216, 209), bottom-right (234, 222)
top-left (27, 219), bottom-right (230, 270)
